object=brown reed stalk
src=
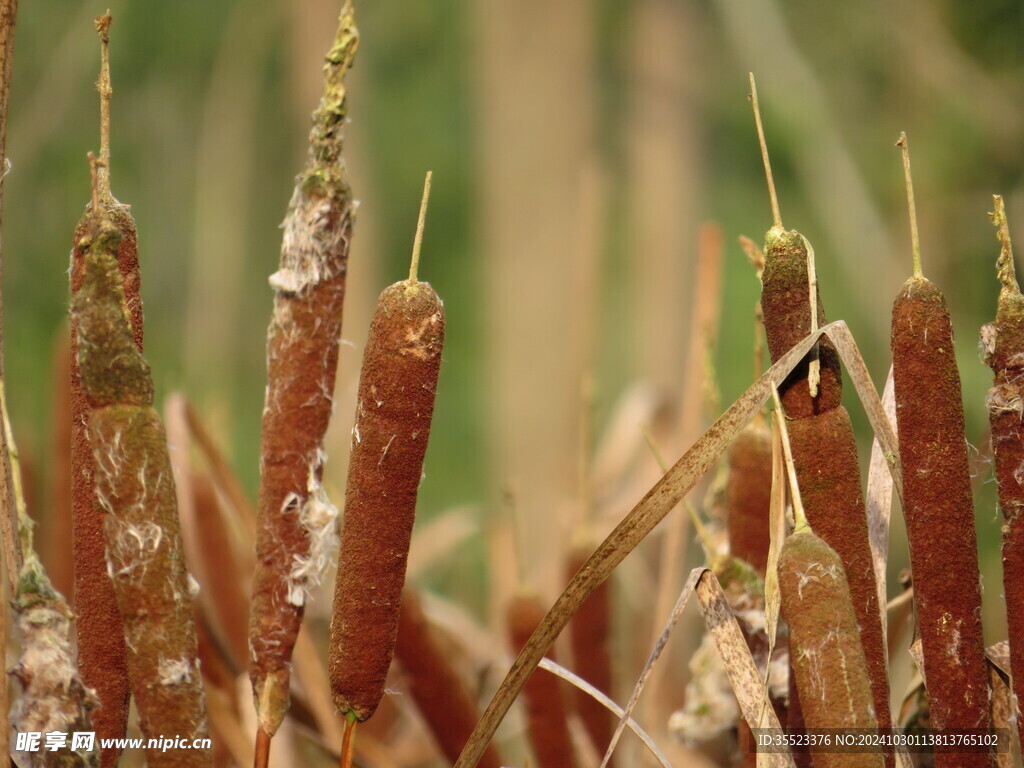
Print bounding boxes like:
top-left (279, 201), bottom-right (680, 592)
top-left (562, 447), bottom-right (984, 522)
top-left (330, 173), bottom-right (445, 723)
top-left (750, 75), bottom-right (891, 743)
top-left (69, 17), bottom-right (142, 763)
top-left (891, 135), bottom-right (992, 768)
top-left (73, 158), bottom-right (210, 768)
top-left (507, 592), bottom-right (578, 768)
top-left (983, 195), bottom-right (1024, 752)
top-left (564, 542), bottom-right (615, 763)
top-left (248, 3), bottom-right (358, 744)
top-left (394, 589), bottom-right (502, 768)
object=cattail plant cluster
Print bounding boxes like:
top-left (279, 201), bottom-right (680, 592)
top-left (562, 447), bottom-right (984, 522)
top-left (2, 5), bottom-right (1024, 768)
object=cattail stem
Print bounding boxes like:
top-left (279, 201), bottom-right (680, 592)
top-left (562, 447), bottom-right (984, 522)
top-left (409, 170), bottom-right (432, 283)
top-left (339, 716), bottom-right (356, 768)
top-left (749, 73), bottom-right (782, 230)
top-left (95, 11), bottom-right (112, 200)
top-left (896, 133), bottom-right (922, 279)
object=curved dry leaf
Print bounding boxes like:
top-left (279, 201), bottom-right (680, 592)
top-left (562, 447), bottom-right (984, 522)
top-left (536, 657), bottom-right (672, 768)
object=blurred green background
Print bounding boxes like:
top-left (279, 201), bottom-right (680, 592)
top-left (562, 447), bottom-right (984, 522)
top-left (4, 0), bottom-right (1024, 636)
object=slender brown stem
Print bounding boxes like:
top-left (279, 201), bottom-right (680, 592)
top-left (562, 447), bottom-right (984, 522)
top-left (749, 73), bottom-right (782, 230)
top-left (339, 716), bottom-right (357, 768)
top-left (896, 132), bottom-right (922, 279)
top-left (254, 726), bottom-right (271, 768)
top-left (94, 11), bottom-right (112, 200)
top-left (409, 170), bottom-right (432, 282)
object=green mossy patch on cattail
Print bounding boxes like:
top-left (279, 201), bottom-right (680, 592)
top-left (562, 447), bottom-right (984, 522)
top-left (70, 196), bottom-right (141, 768)
top-left (73, 211), bottom-right (211, 768)
top-left (761, 228), bottom-right (842, 418)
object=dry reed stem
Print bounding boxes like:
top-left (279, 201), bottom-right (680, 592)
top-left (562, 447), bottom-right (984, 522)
top-left (73, 198), bottom-right (210, 767)
top-left (249, 3), bottom-right (357, 736)
top-left (455, 321), bottom-right (898, 768)
top-left (564, 543), bottom-right (615, 763)
top-left (984, 195), bottom-right (1024, 754)
top-left (329, 256), bottom-right (445, 720)
top-left (394, 589), bottom-right (502, 768)
top-left (779, 532), bottom-right (883, 768)
top-left (891, 140), bottom-right (992, 766)
top-left (507, 592), bottom-right (578, 768)
top-left (69, 18), bottom-right (142, 763)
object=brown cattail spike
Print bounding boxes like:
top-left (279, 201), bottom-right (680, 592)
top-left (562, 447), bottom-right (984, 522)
top-left (891, 144), bottom-right (993, 766)
top-left (73, 196), bottom-right (210, 767)
top-left (506, 593), bottom-right (578, 768)
top-left (779, 531), bottom-right (884, 768)
top-left (248, 3), bottom-right (357, 738)
top-left (72, 20), bottom-right (143, 763)
top-left (330, 182), bottom-right (445, 721)
top-left (394, 590), bottom-right (502, 768)
top-left (984, 195), bottom-right (1024, 755)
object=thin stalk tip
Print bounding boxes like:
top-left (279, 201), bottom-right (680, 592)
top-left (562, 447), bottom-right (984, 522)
top-left (896, 132), bottom-right (922, 279)
top-left (409, 170), bottom-right (433, 283)
top-left (749, 73), bottom-right (782, 230)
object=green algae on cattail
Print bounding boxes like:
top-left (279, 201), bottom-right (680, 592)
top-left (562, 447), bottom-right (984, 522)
top-left (329, 172), bottom-right (445, 722)
top-left (891, 135), bottom-right (993, 765)
top-left (778, 529), bottom-right (884, 768)
top-left (248, 3), bottom-right (357, 741)
top-left (749, 75), bottom-right (891, 741)
top-left (394, 590), bottom-right (502, 768)
top-left (506, 592), bottom-right (578, 768)
top-left (70, 17), bottom-right (140, 762)
top-left (564, 541), bottom-right (615, 763)
top-left (73, 163), bottom-right (210, 768)
top-left (983, 195), bottom-right (1024, 754)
